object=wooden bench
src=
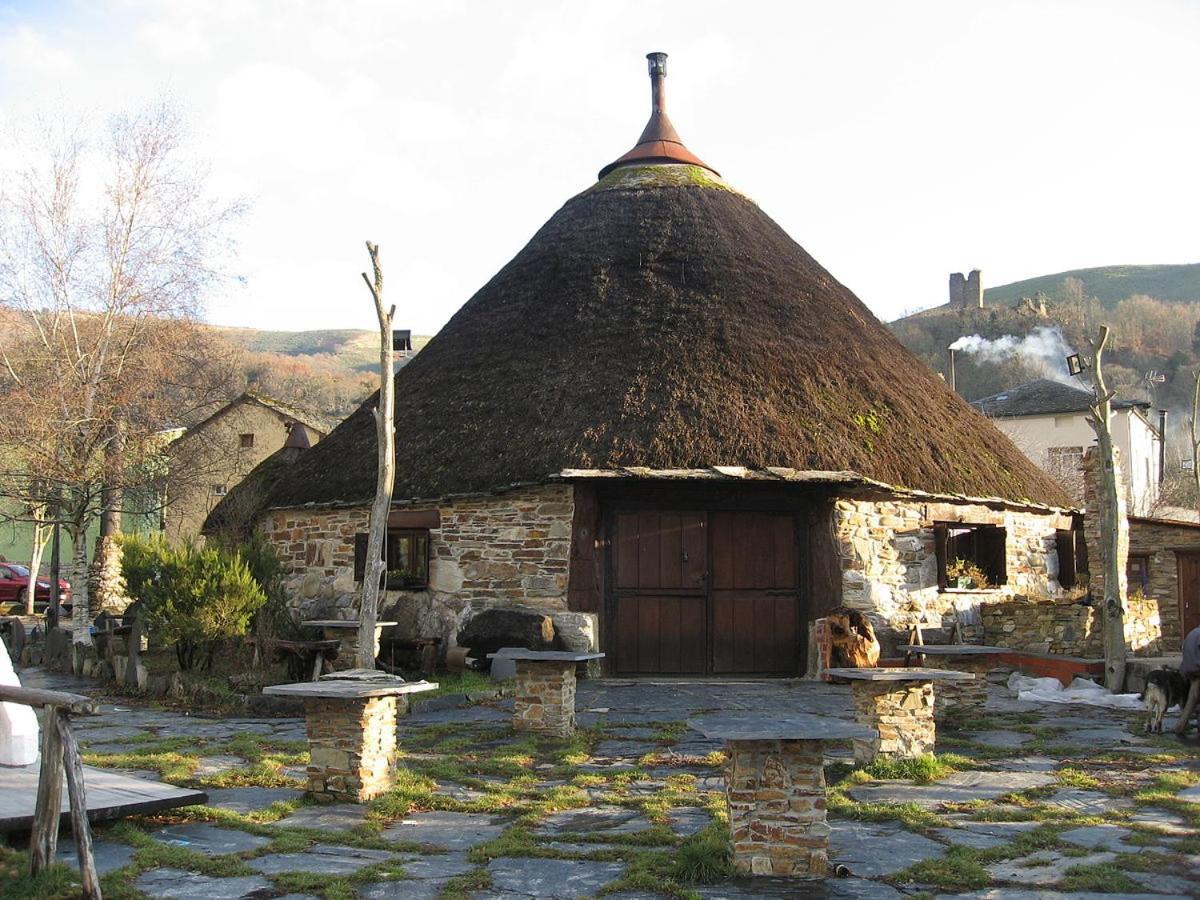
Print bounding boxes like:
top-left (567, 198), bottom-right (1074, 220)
top-left (487, 649), bottom-right (605, 737)
top-left (825, 667), bottom-right (973, 764)
top-left (249, 637), bottom-right (342, 681)
top-left (689, 712), bottom-right (875, 878)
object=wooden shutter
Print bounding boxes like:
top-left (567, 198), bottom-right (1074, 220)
top-left (933, 524), bottom-right (948, 591)
top-left (353, 533), bottom-right (368, 582)
top-left (1056, 530), bottom-right (1077, 588)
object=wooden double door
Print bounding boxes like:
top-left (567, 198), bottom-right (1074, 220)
top-left (611, 510), bottom-right (801, 676)
top-left (1178, 552), bottom-right (1200, 637)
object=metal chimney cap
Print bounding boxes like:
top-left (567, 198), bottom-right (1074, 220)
top-left (646, 51), bottom-right (668, 74)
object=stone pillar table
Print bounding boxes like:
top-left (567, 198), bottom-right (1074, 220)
top-left (263, 672), bottom-right (437, 802)
top-left (689, 712), bottom-right (875, 878)
top-left (302, 620), bottom-right (397, 672)
top-left (824, 667), bottom-right (974, 765)
top-left (898, 645), bottom-right (1006, 722)
top-left (487, 649), bottom-right (605, 737)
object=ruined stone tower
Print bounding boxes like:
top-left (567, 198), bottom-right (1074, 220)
top-left (949, 270), bottom-right (983, 308)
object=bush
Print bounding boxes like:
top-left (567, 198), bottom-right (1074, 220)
top-left (119, 534), bottom-right (267, 670)
top-left (210, 530), bottom-right (299, 640)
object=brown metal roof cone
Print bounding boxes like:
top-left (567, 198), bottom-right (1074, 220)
top-left (598, 52), bottom-right (719, 180)
top-left (284, 422), bottom-right (312, 449)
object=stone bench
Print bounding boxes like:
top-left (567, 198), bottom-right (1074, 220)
top-left (487, 650), bottom-right (605, 737)
top-left (899, 644), bottom-right (1007, 721)
top-left (824, 667), bottom-right (974, 764)
top-left (689, 712), bottom-right (875, 879)
top-left (264, 671), bottom-right (437, 802)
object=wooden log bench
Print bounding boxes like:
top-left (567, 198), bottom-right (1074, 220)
top-left (689, 712), bottom-right (875, 878)
top-left (487, 649), bottom-right (605, 737)
top-left (898, 644), bottom-right (1007, 721)
top-left (263, 672), bottom-right (437, 802)
top-left (302, 620), bottom-right (397, 672)
top-left (824, 667), bottom-right (974, 764)
top-left (249, 637), bottom-right (342, 682)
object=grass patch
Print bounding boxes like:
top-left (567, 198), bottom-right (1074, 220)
top-left (1058, 861), bottom-right (1142, 892)
top-left (0, 848), bottom-right (80, 900)
top-left (897, 847), bottom-right (990, 890)
top-left (671, 825), bottom-right (732, 884)
top-left (862, 752), bottom-right (972, 784)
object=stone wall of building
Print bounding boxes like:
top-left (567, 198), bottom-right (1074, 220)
top-left (981, 600), bottom-right (1103, 656)
top-left (1127, 517), bottom-right (1200, 654)
top-left (833, 495), bottom-right (1067, 654)
top-left (261, 485), bottom-right (574, 651)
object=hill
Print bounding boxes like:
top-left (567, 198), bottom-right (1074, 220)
top-left (972, 263), bottom-right (1200, 310)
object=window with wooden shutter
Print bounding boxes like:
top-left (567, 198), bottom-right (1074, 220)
top-left (1056, 530), bottom-right (1077, 588)
top-left (936, 523), bottom-right (1007, 590)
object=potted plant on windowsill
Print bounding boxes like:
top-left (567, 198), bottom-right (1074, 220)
top-left (946, 558), bottom-right (991, 591)
top-left (384, 568), bottom-right (424, 591)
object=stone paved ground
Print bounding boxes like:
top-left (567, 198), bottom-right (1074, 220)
top-left (8, 669), bottom-right (1200, 898)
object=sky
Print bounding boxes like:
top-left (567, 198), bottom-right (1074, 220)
top-left (1, 0), bottom-right (1198, 336)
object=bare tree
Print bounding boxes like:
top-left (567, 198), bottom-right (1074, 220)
top-left (1190, 369), bottom-right (1200, 512)
top-left (1083, 325), bottom-right (1127, 691)
top-left (0, 102), bottom-right (242, 642)
top-left (357, 242), bottom-right (395, 670)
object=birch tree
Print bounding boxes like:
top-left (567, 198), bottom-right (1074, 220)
top-left (0, 102), bottom-right (242, 641)
top-left (1083, 325), bottom-right (1127, 691)
top-left (357, 242), bottom-right (395, 670)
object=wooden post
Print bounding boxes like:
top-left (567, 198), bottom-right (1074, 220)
top-left (357, 241), bottom-right (395, 671)
top-left (29, 706), bottom-right (64, 876)
top-left (58, 712), bottom-right (100, 900)
top-left (124, 617), bottom-right (142, 689)
top-left (1085, 325), bottom-right (1127, 692)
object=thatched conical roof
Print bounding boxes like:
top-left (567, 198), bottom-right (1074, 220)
top-left (263, 55), bottom-right (1068, 513)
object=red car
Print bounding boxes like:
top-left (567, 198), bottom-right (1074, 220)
top-left (0, 563), bottom-right (71, 611)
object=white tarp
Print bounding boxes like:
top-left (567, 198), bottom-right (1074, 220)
top-left (1007, 672), bottom-right (1148, 710)
top-left (0, 638), bottom-right (39, 765)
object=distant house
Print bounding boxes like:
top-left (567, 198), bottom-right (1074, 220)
top-left (162, 393), bottom-right (328, 542)
top-left (972, 379), bottom-right (1161, 514)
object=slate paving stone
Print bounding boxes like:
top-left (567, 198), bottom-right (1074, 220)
top-left (382, 811), bottom-right (507, 850)
top-left (1126, 872), bottom-right (1200, 896)
top-left (534, 805), bottom-right (654, 836)
top-left (1060, 824), bottom-right (1134, 851)
top-left (433, 781), bottom-right (488, 802)
top-left (248, 843), bottom-right (397, 875)
top-left (486, 857), bottom-right (626, 898)
top-left (847, 771), bottom-right (1055, 809)
top-left (825, 880), bottom-right (907, 900)
top-left (947, 892), bottom-right (1192, 899)
top-left (274, 802), bottom-right (368, 829)
top-left (203, 786), bottom-right (303, 813)
top-left (996, 756), bottom-right (1058, 773)
top-left (593, 740), bottom-right (659, 758)
top-left (359, 880), bottom-right (449, 900)
top-left (966, 730), bottom-right (1031, 749)
top-left (1129, 806), bottom-right (1195, 835)
top-left (398, 851), bottom-right (475, 880)
top-left (1067, 726), bottom-right (1145, 746)
top-left (151, 822), bottom-right (271, 855)
top-left (192, 754), bottom-right (246, 777)
top-left (1177, 784), bottom-right (1200, 803)
top-left (72, 725), bottom-right (148, 742)
top-left (667, 806), bottom-right (711, 837)
top-left (135, 868), bottom-right (274, 899)
top-left (829, 821), bottom-right (945, 877)
top-left (55, 840), bottom-right (134, 874)
top-left (1045, 789), bottom-right (1132, 814)
top-left (987, 851), bottom-right (1117, 885)
top-left (409, 705), bottom-right (510, 725)
top-left (79, 741), bottom-right (143, 754)
top-left (935, 820), bottom-right (1040, 851)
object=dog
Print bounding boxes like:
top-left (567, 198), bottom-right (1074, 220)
top-left (1142, 667), bottom-right (1189, 733)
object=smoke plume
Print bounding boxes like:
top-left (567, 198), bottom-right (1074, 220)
top-left (949, 326), bottom-right (1078, 384)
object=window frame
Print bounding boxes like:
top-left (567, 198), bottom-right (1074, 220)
top-left (934, 522), bottom-right (1008, 592)
top-left (238, 433), bottom-right (255, 449)
top-left (1127, 553), bottom-right (1151, 593)
top-left (354, 528), bottom-right (431, 590)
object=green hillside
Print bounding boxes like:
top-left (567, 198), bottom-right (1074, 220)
top-left (984, 263), bottom-right (1200, 308)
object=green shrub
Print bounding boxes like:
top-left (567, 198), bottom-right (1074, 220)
top-left (211, 530), bottom-right (298, 640)
top-left (119, 534), bottom-right (267, 670)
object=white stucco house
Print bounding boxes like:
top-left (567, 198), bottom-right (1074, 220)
top-left (972, 378), bottom-right (1162, 514)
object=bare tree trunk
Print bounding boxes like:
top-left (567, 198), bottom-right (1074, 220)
top-left (25, 505), bottom-right (51, 616)
top-left (90, 462), bottom-right (126, 615)
top-left (357, 242), bottom-right (395, 671)
top-left (1085, 326), bottom-right (1127, 691)
top-left (1191, 369), bottom-right (1200, 512)
top-left (68, 515), bottom-right (93, 645)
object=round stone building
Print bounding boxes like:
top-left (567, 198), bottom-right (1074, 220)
top-left (210, 53), bottom-right (1074, 676)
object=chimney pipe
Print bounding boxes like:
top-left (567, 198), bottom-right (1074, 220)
top-left (1159, 409), bottom-right (1168, 485)
top-left (947, 347), bottom-right (957, 393)
top-left (647, 52), bottom-right (668, 113)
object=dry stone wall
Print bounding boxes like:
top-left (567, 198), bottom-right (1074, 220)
top-left (833, 495), bottom-right (1065, 653)
top-left (1127, 517), bottom-right (1200, 653)
top-left (261, 485), bottom-right (573, 652)
top-left (980, 595), bottom-right (1163, 658)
